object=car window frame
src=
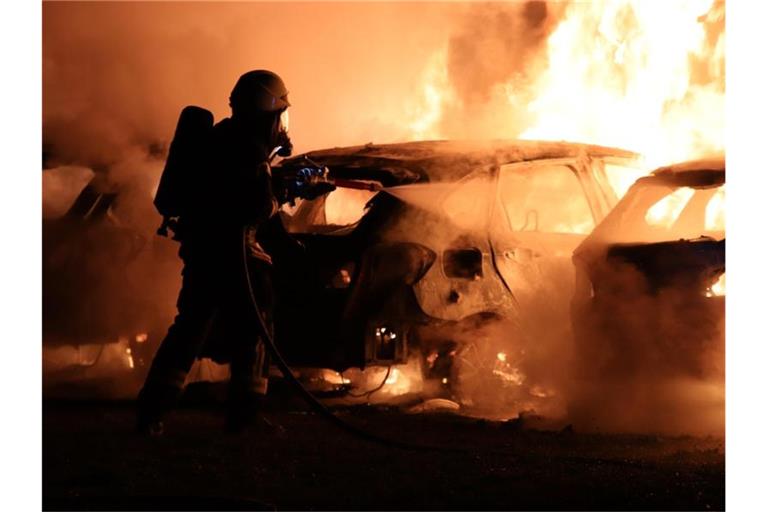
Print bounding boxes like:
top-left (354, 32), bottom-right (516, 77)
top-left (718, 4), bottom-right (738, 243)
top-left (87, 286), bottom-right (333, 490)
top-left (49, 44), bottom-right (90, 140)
top-left (492, 157), bottom-right (599, 236)
top-left (435, 166), bottom-right (497, 232)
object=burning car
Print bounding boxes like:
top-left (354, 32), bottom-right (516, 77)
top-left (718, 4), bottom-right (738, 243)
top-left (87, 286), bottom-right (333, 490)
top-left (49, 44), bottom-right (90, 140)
top-left (270, 140), bottom-right (646, 407)
top-left (570, 157), bottom-right (725, 387)
top-left (42, 168), bottom-right (180, 395)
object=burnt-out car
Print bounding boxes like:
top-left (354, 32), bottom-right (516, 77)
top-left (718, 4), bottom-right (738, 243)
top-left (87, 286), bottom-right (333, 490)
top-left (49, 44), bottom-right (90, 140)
top-left (570, 157), bottom-right (725, 386)
top-left (269, 140), bottom-right (645, 404)
top-left (43, 168), bottom-right (180, 394)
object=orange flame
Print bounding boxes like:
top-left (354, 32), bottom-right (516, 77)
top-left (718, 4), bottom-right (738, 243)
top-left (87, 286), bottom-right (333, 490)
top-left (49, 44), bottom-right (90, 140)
top-left (646, 187), bottom-right (696, 228)
top-left (705, 185), bottom-right (725, 231)
top-left (707, 272), bottom-right (725, 297)
top-left (407, 49), bottom-right (451, 141)
top-left (520, 0), bottom-right (724, 168)
top-left (407, 1), bottom-right (724, 172)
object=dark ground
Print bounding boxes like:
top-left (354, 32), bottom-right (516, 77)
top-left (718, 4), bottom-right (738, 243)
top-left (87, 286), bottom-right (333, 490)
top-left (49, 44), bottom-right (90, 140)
top-left (43, 383), bottom-right (724, 511)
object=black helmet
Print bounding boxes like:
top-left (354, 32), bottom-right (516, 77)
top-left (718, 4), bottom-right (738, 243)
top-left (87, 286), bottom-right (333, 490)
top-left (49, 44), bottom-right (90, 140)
top-left (229, 70), bottom-right (290, 113)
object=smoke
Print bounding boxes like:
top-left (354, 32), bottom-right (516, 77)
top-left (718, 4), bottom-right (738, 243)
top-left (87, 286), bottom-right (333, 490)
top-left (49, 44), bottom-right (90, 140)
top-left (448, 2), bottom-right (556, 102)
top-left (43, 1), bottom-right (462, 168)
top-left (566, 268), bottom-right (725, 436)
top-left (437, 1), bottom-right (567, 139)
top-left (42, 2), bottom-right (725, 433)
top-left (404, 1), bottom-right (568, 141)
top-left (42, 1), bottom-right (566, 197)
top-left (379, 156), bottom-right (724, 435)
top-left (378, 173), bottom-right (575, 420)
top-left (41, 1), bottom-right (460, 396)
top-left (42, 165), bottom-right (93, 218)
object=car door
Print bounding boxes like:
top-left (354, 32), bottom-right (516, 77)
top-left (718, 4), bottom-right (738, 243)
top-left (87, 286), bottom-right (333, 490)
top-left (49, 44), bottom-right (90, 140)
top-left (488, 158), bottom-right (601, 322)
top-left (269, 187), bottom-right (379, 369)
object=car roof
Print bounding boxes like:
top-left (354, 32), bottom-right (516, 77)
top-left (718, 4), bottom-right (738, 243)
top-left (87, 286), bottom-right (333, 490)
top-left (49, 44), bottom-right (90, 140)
top-left (575, 155), bottom-right (725, 253)
top-left (651, 155), bottom-right (725, 175)
top-left (646, 155), bottom-right (725, 188)
top-left (278, 139), bottom-right (639, 185)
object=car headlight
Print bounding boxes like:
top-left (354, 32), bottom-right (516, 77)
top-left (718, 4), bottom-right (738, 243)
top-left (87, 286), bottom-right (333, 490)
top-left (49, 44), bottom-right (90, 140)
top-left (705, 272), bottom-right (725, 298)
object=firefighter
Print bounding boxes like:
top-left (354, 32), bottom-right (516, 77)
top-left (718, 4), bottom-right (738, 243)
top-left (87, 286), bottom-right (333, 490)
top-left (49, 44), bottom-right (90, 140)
top-left (137, 70), bottom-right (306, 435)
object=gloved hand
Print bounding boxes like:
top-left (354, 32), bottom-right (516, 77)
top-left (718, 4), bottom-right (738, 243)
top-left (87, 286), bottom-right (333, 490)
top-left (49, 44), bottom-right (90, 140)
top-left (284, 166), bottom-right (336, 204)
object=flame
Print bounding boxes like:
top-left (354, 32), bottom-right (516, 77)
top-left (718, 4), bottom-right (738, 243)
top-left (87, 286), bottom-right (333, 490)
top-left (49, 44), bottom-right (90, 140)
top-left (407, 49), bottom-right (451, 140)
top-left (644, 182), bottom-right (724, 231)
top-left (529, 385), bottom-right (556, 399)
top-left (707, 272), bottom-right (725, 297)
top-left (382, 359), bottom-right (425, 395)
top-left (125, 346), bottom-right (134, 369)
top-left (646, 187), bottom-right (696, 228)
top-left (705, 185), bottom-right (725, 231)
top-left (519, 0), bottom-right (724, 168)
top-left (603, 162), bottom-right (651, 200)
top-left (382, 365), bottom-right (417, 395)
top-left (316, 369), bottom-right (351, 386)
top-left (492, 352), bottom-right (526, 386)
top-left (406, 1), bottom-right (724, 171)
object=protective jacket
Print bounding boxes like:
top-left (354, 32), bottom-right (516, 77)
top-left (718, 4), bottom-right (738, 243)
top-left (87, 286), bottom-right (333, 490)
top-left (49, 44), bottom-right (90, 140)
top-left (178, 116), bottom-right (279, 266)
top-left (137, 115), bottom-right (279, 425)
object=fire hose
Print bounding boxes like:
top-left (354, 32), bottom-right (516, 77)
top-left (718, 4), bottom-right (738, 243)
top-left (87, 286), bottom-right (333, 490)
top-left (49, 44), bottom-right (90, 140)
top-left (240, 153), bottom-right (472, 452)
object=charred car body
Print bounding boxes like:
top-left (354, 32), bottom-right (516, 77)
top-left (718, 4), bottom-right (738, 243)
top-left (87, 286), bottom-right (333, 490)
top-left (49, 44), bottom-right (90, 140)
top-left (269, 140), bottom-right (645, 401)
top-left (43, 140), bottom-right (650, 405)
top-left (43, 170), bottom-right (180, 391)
top-left (571, 157), bottom-right (725, 384)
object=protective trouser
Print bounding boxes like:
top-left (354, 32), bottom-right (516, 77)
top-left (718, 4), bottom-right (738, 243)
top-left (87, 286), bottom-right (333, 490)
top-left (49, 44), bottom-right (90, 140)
top-left (137, 253), bottom-right (274, 426)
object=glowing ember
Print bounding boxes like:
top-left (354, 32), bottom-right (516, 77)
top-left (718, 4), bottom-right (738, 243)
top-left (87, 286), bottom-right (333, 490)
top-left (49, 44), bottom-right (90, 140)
top-left (381, 360), bottom-right (424, 395)
top-left (492, 352), bottom-right (525, 386)
top-left (315, 369), bottom-right (351, 386)
top-left (375, 326), bottom-right (398, 344)
top-left (125, 347), bottom-right (134, 369)
top-left (529, 385), bottom-right (556, 399)
top-left (707, 273), bottom-right (725, 297)
top-left (134, 333), bottom-right (148, 343)
top-left (380, 365), bottom-right (417, 396)
top-left (493, 366), bottom-right (525, 386)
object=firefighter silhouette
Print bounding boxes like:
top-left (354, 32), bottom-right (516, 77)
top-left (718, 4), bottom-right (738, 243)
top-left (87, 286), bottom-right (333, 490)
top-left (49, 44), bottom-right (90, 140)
top-left (137, 70), bottom-right (318, 434)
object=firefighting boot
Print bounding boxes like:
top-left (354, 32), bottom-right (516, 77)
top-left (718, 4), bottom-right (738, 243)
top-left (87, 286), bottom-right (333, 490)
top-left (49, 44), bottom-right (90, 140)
top-left (136, 371), bottom-right (186, 437)
top-left (226, 370), bottom-right (277, 433)
top-left (226, 389), bottom-right (263, 433)
top-left (135, 391), bottom-right (166, 437)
